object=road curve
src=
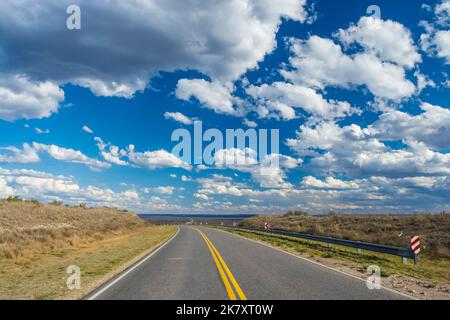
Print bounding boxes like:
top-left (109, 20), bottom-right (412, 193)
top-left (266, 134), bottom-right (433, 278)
top-left (87, 226), bottom-right (410, 300)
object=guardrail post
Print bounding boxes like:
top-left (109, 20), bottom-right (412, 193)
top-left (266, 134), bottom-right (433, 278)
top-left (402, 257), bottom-right (408, 265)
top-left (357, 248), bottom-right (362, 254)
top-left (413, 254), bottom-right (419, 266)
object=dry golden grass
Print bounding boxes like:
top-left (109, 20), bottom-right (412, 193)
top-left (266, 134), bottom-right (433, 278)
top-left (0, 199), bottom-right (147, 259)
top-left (240, 212), bottom-right (450, 259)
top-left (0, 199), bottom-right (176, 299)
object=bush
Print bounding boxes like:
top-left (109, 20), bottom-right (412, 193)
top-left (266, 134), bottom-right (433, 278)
top-left (5, 196), bottom-right (22, 202)
top-left (285, 210), bottom-right (309, 217)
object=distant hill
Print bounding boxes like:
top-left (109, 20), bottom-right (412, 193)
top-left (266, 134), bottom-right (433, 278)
top-left (139, 213), bottom-right (256, 220)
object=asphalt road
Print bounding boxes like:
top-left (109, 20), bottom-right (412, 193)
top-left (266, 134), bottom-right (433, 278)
top-left (87, 226), bottom-right (410, 300)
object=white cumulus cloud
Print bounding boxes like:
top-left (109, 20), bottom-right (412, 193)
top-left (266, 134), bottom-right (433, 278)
top-left (32, 142), bottom-right (111, 171)
top-left (282, 36), bottom-right (416, 100)
top-left (176, 79), bottom-right (239, 115)
top-left (82, 125), bottom-right (94, 134)
top-left (247, 82), bottom-right (358, 120)
top-left (0, 74), bottom-right (64, 121)
top-left (127, 145), bottom-right (191, 170)
top-left (337, 17), bottom-right (421, 68)
top-left (164, 112), bottom-right (194, 125)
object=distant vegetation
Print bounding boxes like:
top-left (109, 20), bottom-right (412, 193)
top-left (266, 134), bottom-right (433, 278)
top-left (240, 212), bottom-right (450, 259)
top-left (285, 210), bottom-right (310, 217)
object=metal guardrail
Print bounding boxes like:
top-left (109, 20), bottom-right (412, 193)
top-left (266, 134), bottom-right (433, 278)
top-left (230, 226), bottom-right (418, 264)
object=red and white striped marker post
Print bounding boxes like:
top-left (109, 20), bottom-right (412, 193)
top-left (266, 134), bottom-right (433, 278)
top-left (410, 236), bottom-right (420, 265)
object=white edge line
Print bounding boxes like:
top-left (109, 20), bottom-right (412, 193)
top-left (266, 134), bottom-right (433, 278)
top-left (213, 227), bottom-right (418, 300)
top-left (86, 226), bottom-right (180, 300)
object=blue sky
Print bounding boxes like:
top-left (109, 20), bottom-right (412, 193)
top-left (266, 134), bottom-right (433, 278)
top-left (0, 0), bottom-right (449, 214)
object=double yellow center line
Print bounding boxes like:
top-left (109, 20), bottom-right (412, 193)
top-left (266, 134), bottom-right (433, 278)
top-left (195, 228), bottom-right (247, 300)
